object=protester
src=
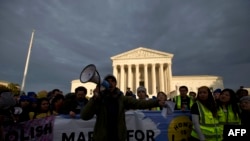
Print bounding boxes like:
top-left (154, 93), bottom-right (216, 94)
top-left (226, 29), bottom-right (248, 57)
top-left (173, 85), bottom-right (193, 111)
top-left (17, 95), bottom-right (32, 122)
top-left (29, 97), bottom-right (38, 112)
top-left (236, 87), bottom-right (249, 103)
top-left (0, 92), bottom-right (17, 122)
top-left (239, 96), bottom-right (250, 127)
top-left (157, 91), bottom-right (168, 101)
top-left (47, 89), bottom-right (62, 104)
top-left (0, 91), bottom-right (18, 140)
top-left (137, 86), bottom-right (148, 100)
top-left (29, 97), bottom-right (57, 119)
top-left (51, 94), bottom-right (65, 114)
top-left (213, 88), bottom-right (221, 102)
top-left (189, 86), bottom-right (223, 141)
top-left (217, 88), bottom-right (241, 125)
top-left (81, 74), bottom-right (165, 141)
top-left (125, 87), bottom-right (136, 99)
top-left (136, 86), bottom-right (154, 110)
top-left (189, 91), bottom-right (197, 103)
top-left (60, 86), bottom-right (88, 118)
top-left (154, 91), bottom-right (168, 111)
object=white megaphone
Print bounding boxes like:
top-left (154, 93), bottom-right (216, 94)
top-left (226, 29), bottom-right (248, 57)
top-left (80, 64), bottom-right (109, 91)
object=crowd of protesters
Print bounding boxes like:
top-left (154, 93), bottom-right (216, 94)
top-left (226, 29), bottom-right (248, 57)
top-left (0, 83), bottom-right (250, 140)
top-left (0, 85), bottom-right (249, 121)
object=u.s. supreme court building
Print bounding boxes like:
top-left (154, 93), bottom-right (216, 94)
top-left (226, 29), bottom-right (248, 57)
top-left (71, 47), bottom-right (224, 98)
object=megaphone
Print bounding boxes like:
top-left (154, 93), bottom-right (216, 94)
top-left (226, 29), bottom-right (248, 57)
top-left (80, 64), bottom-right (109, 91)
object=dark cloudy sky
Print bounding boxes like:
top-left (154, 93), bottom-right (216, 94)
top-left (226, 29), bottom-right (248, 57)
top-left (0, 0), bottom-right (250, 94)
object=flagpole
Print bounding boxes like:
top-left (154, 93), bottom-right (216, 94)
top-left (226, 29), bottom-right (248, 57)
top-left (20, 30), bottom-right (35, 95)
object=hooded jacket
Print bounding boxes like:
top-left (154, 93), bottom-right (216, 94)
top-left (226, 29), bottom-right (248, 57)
top-left (81, 88), bottom-right (159, 141)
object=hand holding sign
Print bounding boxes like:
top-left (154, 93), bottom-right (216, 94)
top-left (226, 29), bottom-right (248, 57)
top-left (161, 101), bottom-right (176, 118)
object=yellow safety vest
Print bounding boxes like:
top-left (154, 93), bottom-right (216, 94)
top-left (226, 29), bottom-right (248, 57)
top-left (191, 101), bottom-right (223, 141)
top-left (218, 105), bottom-right (241, 125)
top-left (174, 95), bottom-right (194, 110)
top-left (151, 107), bottom-right (161, 111)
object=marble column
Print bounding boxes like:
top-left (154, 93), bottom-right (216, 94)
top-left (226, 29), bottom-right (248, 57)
top-left (168, 63), bottom-right (173, 94)
top-left (136, 64), bottom-right (139, 89)
top-left (144, 64), bottom-right (148, 90)
top-left (120, 64), bottom-right (125, 92)
top-left (152, 64), bottom-right (156, 95)
top-left (160, 63), bottom-right (165, 92)
top-left (113, 65), bottom-right (118, 80)
top-left (128, 64), bottom-right (132, 89)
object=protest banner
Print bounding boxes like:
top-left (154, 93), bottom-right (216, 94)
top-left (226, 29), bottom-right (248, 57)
top-left (53, 110), bottom-right (192, 141)
top-left (4, 110), bottom-right (192, 141)
top-left (3, 116), bottom-right (55, 141)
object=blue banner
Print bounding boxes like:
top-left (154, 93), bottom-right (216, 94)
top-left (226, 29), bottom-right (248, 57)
top-left (142, 110), bottom-right (192, 141)
top-left (4, 110), bottom-right (192, 141)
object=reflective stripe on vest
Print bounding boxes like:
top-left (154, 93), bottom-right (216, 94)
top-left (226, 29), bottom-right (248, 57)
top-left (150, 107), bottom-right (161, 111)
top-left (156, 107), bottom-right (161, 111)
top-left (190, 98), bottom-right (194, 108)
top-left (175, 96), bottom-right (181, 109)
top-left (218, 105), bottom-right (241, 125)
top-left (191, 101), bottom-right (223, 141)
top-left (174, 95), bottom-right (194, 110)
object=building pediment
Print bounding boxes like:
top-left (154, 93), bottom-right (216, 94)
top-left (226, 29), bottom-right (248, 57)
top-left (111, 47), bottom-right (174, 60)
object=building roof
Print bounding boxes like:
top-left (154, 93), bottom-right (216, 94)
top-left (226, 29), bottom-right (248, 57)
top-left (111, 47), bottom-right (174, 60)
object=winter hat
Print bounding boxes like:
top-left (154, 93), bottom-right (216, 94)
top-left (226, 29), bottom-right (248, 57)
top-left (137, 86), bottom-right (147, 93)
top-left (240, 95), bottom-right (250, 102)
top-left (27, 92), bottom-right (36, 97)
top-left (37, 90), bottom-right (48, 98)
top-left (213, 89), bottom-right (221, 94)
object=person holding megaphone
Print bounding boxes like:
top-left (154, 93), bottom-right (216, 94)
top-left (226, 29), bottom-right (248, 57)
top-left (81, 74), bottom-right (166, 141)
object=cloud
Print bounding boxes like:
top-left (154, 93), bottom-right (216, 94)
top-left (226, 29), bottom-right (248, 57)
top-left (0, 0), bottom-right (250, 93)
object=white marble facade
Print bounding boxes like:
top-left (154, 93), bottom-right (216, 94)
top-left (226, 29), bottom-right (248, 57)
top-left (71, 47), bottom-right (224, 98)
